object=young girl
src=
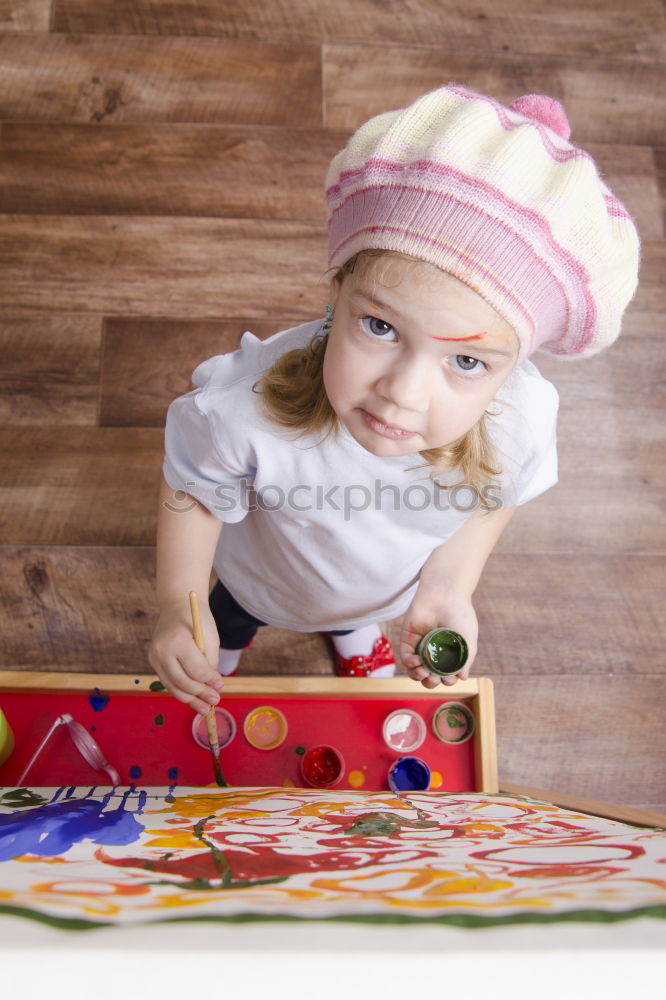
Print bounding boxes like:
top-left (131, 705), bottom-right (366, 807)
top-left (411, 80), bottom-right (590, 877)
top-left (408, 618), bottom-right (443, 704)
top-left (149, 84), bottom-right (639, 715)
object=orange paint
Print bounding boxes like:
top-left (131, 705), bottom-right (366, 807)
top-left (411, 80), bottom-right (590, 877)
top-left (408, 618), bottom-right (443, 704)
top-left (348, 769), bottom-right (366, 788)
top-left (429, 333), bottom-right (485, 342)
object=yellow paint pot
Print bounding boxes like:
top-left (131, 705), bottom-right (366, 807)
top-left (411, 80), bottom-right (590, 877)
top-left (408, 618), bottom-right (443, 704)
top-left (0, 707), bottom-right (15, 767)
top-left (243, 706), bottom-right (288, 750)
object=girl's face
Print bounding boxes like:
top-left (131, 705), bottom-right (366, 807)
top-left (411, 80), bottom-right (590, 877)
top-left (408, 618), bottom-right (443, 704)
top-left (322, 257), bottom-right (519, 457)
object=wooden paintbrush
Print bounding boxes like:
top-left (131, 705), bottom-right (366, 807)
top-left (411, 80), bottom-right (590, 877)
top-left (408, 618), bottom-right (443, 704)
top-left (189, 590), bottom-right (227, 787)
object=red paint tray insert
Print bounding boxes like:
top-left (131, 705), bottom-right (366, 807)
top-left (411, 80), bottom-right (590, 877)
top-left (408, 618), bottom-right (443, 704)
top-left (0, 674), bottom-right (497, 792)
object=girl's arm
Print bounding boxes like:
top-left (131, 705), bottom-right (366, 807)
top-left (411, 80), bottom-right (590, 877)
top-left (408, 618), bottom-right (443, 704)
top-left (400, 503), bottom-right (516, 688)
top-left (148, 477), bottom-right (225, 714)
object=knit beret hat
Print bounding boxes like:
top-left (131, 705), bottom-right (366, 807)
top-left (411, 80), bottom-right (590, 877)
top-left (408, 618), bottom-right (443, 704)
top-left (326, 85), bottom-right (640, 361)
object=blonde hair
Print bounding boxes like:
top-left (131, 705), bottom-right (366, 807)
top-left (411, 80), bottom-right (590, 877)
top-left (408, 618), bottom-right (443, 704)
top-left (256, 250), bottom-right (501, 490)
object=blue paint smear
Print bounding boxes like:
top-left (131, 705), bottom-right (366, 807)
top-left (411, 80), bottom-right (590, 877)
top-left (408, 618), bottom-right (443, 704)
top-left (167, 767), bottom-right (178, 781)
top-left (88, 688), bottom-right (110, 712)
top-left (0, 792), bottom-right (145, 861)
top-left (129, 765), bottom-right (142, 779)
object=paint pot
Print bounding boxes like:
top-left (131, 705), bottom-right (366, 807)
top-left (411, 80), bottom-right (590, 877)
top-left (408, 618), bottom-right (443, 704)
top-left (417, 628), bottom-right (468, 676)
top-left (387, 757), bottom-right (431, 793)
top-left (432, 702), bottom-right (475, 744)
top-left (243, 706), bottom-right (288, 750)
top-left (300, 745), bottom-right (345, 788)
top-left (0, 707), bottom-right (15, 767)
top-left (382, 709), bottom-right (426, 752)
top-left (192, 707), bottom-right (236, 751)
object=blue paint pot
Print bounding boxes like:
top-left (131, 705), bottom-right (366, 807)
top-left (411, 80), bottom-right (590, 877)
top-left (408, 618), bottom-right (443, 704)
top-left (387, 757), bottom-right (431, 793)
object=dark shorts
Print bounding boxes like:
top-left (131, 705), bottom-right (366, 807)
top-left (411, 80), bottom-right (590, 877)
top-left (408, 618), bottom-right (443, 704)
top-left (209, 580), bottom-right (352, 649)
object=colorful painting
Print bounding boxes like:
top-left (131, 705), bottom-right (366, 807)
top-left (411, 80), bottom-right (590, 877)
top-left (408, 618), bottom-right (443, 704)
top-left (1, 786), bottom-right (665, 930)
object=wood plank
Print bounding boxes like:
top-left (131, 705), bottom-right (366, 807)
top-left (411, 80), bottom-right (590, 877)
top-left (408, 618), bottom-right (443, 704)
top-left (0, 670), bottom-right (479, 698)
top-left (323, 45), bottom-right (666, 146)
top-left (0, 0), bottom-right (50, 31)
top-left (1, 126), bottom-right (657, 236)
top-left (0, 428), bottom-right (163, 545)
top-left (494, 478), bottom-right (665, 556)
top-left (467, 553), bottom-right (666, 676)
top-left (493, 675), bottom-right (666, 809)
top-left (624, 238), bottom-right (665, 317)
top-left (474, 678), bottom-right (498, 795)
top-left (52, 1), bottom-right (666, 60)
top-left (0, 316), bottom-right (101, 426)
top-left (100, 318), bottom-right (300, 427)
top-left (0, 547), bottom-right (337, 676)
top-left (0, 33), bottom-right (321, 126)
top-left (0, 547), bottom-right (158, 672)
top-left (0, 216), bottom-right (327, 319)
top-left (655, 147), bottom-right (666, 233)
top-left (0, 123), bottom-right (342, 219)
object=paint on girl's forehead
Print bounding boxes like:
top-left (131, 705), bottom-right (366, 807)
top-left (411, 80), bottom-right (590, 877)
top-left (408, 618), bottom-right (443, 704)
top-left (429, 333), bottom-right (485, 342)
top-left (429, 330), bottom-right (515, 349)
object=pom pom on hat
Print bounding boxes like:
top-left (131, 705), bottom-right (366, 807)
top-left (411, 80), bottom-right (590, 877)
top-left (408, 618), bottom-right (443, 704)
top-left (326, 85), bottom-right (640, 361)
top-left (509, 94), bottom-right (571, 140)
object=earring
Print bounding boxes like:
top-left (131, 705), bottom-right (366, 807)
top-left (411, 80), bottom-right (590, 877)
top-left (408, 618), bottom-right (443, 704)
top-left (322, 303), bottom-right (334, 335)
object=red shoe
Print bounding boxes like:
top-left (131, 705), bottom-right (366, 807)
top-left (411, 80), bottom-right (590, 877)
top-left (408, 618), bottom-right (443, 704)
top-left (331, 636), bottom-right (396, 678)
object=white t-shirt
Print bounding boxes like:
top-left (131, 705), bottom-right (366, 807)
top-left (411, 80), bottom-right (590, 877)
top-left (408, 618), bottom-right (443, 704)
top-left (163, 320), bottom-right (558, 631)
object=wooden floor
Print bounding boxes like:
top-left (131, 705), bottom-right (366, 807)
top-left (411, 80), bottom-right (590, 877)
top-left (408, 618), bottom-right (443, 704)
top-left (1, 1), bottom-right (664, 810)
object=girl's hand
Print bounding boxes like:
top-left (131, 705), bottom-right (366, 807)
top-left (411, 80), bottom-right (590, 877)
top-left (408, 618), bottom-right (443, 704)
top-left (148, 603), bottom-right (223, 715)
top-left (399, 587), bottom-right (479, 689)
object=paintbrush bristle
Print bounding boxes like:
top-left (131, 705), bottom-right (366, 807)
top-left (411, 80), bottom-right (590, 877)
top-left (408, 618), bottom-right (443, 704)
top-left (211, 750), bottom-right (227, 787)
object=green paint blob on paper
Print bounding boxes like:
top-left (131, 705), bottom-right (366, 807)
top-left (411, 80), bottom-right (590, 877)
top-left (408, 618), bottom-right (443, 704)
top-left (345, 810), bottom-right (440, 838)
top-left (0, 789), bottom-right (48, 810)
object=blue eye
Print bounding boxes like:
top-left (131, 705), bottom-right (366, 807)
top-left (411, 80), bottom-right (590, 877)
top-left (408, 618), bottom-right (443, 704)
top-left (361, 316), bottom-right (396, 341)
top-left (453, 355), bottom-right (486, 374)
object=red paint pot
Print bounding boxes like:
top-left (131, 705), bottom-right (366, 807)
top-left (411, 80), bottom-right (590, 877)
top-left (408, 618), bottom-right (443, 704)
top-left (301, 745), bottom-right (345, 788)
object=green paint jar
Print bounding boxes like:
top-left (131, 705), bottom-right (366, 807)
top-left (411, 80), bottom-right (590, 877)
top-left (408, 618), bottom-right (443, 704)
top-left (417, 628), bottom-right (468, 676)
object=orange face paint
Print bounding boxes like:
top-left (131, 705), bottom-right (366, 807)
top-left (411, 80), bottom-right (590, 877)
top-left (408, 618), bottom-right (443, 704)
top-left (429, 333), bottom-right (485, 342)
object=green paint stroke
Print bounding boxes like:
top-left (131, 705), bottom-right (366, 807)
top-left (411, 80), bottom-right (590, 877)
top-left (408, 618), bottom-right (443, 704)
top-left (1, 902), bottom-right (665, 933)
top-left (154, 714), bottom-right (164, 726)
top-left (149, 681), bottom-right (166, 692)
top-left (0, 789), bottom-right (48, 810)
top-left (145, 815), bottom-right (285, 893)
top-left (447, 709), bottom-right (466, 729)
top-left (346, 810), bottom-right (440, 837)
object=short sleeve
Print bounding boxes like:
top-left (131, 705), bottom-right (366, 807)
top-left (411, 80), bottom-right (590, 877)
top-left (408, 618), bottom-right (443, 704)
top-left (161, 320), bottom-right (323, 522)
top-left (163, 387), bottom-right (255, 523)
top-left (492, 361), bottom-right (559, 508)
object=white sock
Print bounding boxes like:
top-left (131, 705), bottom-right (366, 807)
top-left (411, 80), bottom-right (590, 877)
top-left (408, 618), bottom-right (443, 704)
top-left (217, 647), bottom-right (243, 676)
top-left (330, 625), bottom-right (395, 677)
